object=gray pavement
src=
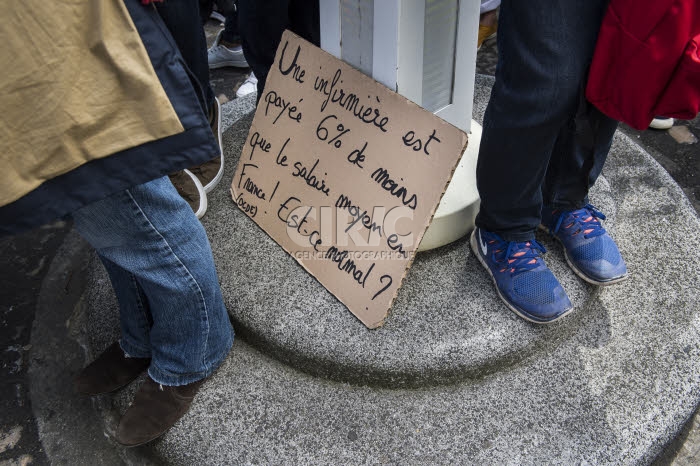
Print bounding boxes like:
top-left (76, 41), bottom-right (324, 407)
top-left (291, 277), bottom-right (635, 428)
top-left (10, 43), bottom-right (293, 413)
top-left (1, 21), bottom-right (698, 466)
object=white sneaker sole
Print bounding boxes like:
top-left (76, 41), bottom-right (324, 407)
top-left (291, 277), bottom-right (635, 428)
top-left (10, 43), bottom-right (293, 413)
top-left (649, 118), bottom-right (674, 130)
top-left (203, 97), bottom-right (224, 193)
top-left (209, 59), bottom-right (249, 69)
top-left (236, 86), bottom-right (257, 99)
top-left (183, 169), bottom-right (208, 219)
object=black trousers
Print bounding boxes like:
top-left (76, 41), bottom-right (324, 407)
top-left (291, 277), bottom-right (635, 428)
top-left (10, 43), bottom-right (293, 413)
top-left (156, 0), bottom-right (215, 116)
top-left (238, 0), bottom-right (320, 99)
top-left (474, 0), bottom-right (618, 241)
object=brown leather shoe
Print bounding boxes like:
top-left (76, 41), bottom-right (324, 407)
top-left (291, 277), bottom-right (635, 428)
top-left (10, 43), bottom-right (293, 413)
top-left (116, 376), bottom-right (204, 447)
top-left (74, 342), bottom-right (150, 395)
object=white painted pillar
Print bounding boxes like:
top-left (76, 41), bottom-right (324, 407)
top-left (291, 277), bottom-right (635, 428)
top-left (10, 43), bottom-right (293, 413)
top-left (319, 0), bottom-right (480, 133)
top-left (318, 0), bottom-right (483, 251)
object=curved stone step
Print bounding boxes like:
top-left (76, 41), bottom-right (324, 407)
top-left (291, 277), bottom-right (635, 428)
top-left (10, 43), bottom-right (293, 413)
top-left (204, 151), bottom-right (605, 386)
top-left (198, 83), bottom-right (615, 387)
top-left (81, 76), bottom-right (700, 464)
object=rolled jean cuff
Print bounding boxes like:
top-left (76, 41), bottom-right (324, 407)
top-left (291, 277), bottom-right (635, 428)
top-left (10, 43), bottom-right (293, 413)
top-left (119, 338), bottom-right (152, 359)
top-left (147, 337), bottom-right (233, 386)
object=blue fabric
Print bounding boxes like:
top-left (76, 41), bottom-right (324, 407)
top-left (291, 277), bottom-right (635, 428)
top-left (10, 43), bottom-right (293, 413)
top-left (72, 176), bottom-right (233, 386)
top-left (0, 0), bottom-right (218, 235)
top-left (540, 205), bottom-right (627, 284)
top-left (471, 227), bottom-right (572, 323)
top-left (474, 0), bottom-right (619, 242)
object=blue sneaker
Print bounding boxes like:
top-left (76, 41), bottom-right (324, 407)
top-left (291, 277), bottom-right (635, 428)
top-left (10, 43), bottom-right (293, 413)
top-left (540, 204), bottom-right (627, 285)
top-left (470, 227), bottom-right (573, 324)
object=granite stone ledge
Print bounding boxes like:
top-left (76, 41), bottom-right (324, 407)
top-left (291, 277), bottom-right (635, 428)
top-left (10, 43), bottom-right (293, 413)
top-left (82, 76), bottom-right (700, 464)
top-left (198, 79), bottom-right (613, 387)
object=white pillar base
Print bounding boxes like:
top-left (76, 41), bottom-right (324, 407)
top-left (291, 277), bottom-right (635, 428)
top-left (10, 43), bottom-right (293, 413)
top-left (418, 120), bottom-right (481, 252)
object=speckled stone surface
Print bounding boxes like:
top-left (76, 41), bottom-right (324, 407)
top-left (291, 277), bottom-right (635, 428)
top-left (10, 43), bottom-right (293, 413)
top-left (83, 75), bottom-right (700, 464)
top-left (202, 81), bottom-right (604, 387)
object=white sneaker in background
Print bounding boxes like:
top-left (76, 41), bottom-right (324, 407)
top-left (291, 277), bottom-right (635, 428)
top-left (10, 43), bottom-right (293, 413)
top-left (208, 30), bottom-right (248, 69)
top-left (236, 72), bottom-right (258, 98)
top-left (649, 117), bottom-right (674, 130)
top-left (209, 10), bottom-right (225, 23)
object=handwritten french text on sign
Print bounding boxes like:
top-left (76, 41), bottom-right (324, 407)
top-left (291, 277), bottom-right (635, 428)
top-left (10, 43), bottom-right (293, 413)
top-left (231, 31), bottom-right (468, 328)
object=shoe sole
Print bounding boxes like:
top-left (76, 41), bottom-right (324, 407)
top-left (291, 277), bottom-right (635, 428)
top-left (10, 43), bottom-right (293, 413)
top-left (469, 230), bottom-right (573, 324)
top-left (119, 431), bottom-right (168, 448)
top-left (75, 374), bottom-right (144, 396)
top-left (183, 169), bottom-right (208, 219)
top-left (209, 11), bottom-right (226, 22)
top-left (236, 87), bottom-right (257, 99)
top-left (649, 119), bottom-right (674, 130)
top-left (209, 59), bottom-right (249, 69)
top-left (203, 97), bottom-right (224, 193)
top-left (537, 225), bottom-right (628, 286)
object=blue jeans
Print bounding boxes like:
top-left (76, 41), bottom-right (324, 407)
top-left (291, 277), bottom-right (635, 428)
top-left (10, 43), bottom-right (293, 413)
top-left (475, 0), bottom-right (619, 242)
top-left (72, 176), bottom-right (233, 386)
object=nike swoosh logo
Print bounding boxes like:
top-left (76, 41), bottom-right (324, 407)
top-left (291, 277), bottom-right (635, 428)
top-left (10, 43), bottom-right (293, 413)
top-left (479, 229), bottom-right (488, 256)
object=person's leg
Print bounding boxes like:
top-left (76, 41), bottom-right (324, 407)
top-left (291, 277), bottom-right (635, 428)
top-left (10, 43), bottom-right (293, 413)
top-left (156, 0), bottom-right (215, 115)
top-left (72, 176), bottom-right (234, 386)
top-left (237, 0), bottom-right (290, 98)
top-left (541, 93), bottom-right (619, 210)
top-left (471, 0), bottom-right (612, 323)
top-left (73, 175), bottom-right (233, 446)
top-left (539, 98), bottom-right (627, 286)
top-left (533, 3), bottom-right (626, 286)
top-left (208, 1), bottom-right (249, 70)
top-left (199, 0), bottom-right (214, 23)
top-left (289, 0), bottom-right (320, 46)
top-left (157, 3), bottom-right (225, 200)
top-left (238, 0), bottom-right (319, 99)
top-left (221, 1), bottom-right (240, 44)
top-left (99, 257), bottom-right (153, 358)
top-left (475, 0), bottom-right (610, 242)
top-left (73, 257), bottom-right (152, 396)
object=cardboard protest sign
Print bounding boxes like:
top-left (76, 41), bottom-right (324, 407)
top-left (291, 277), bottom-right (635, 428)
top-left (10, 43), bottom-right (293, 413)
top-left (231, 30), bottom-right (468, 329)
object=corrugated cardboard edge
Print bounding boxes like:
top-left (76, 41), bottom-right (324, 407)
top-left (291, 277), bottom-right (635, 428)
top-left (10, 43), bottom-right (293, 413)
top-left (231, 30), bottom-right (469, 330)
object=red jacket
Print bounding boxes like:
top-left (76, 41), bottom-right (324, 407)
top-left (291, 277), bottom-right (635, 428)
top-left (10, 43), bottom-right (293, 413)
top-left (586, 0), bottom-right (700, 130)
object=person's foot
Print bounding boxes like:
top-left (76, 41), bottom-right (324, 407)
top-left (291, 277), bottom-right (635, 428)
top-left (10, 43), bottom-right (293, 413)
top-left (540, 204), bottom-right (628, 285)
top-left (168, 169), bottom-right (208, 219)
top-left (116, 376), bottom-right (204, 447)
top-left (74, 342), bottom-right (150, 395)
top-left (188, 97), bottom-right (224, 193)
top-left (470, 227), bottom-right (573, 323)
top-left (649, 116), bottom-right (674, 130)
top-left (477, 10), bottom-right (498, 49)
top-left (209, 9), bottom-right (226, 23)
top-left (208, 30), bottom-right (248, 69)
top-left (236, 72), bottom-right (258, 98)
